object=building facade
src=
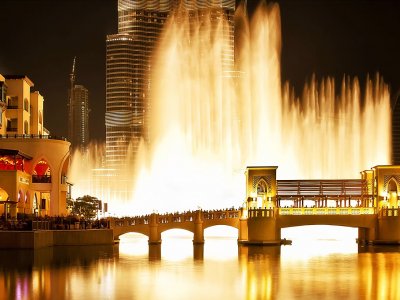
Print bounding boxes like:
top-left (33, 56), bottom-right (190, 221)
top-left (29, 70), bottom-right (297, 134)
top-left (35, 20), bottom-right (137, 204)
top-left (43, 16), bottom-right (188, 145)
top-left (68, 59), bottom-right (90, 153)
top-left (0, 74), bottom-right (71, 218)
top-left (105, 0), bottom-right (235, 170)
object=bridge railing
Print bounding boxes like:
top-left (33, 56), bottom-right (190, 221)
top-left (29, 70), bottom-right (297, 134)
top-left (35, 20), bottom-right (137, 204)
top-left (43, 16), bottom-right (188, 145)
top-left (110, 209), bottom-right (241, 227)
top-left (279, 207), bottom-right (376, 215)
top-left (158, 213), bottom-right (194, 224)
top-left (203, 209), bottom-right (239, 220)
top-left (379, 207), bottom-right (400, 218)
top-left (113, 217), bottom-right (149, 227)
top-left (248, 208), bottom-right (275, 218)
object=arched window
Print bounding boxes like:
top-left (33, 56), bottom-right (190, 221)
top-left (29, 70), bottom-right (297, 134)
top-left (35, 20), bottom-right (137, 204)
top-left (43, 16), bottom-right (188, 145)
top-left (257, 179), bottom-right (268, 194)
top-left (39, 111), bottom-right (43, 125)
top-left (256, 179), bottom-right (269, 208)
top-left (24, 120), bottom-right (29, 134)
top-left (24, 98), bottom-right (29, 112)
top-left (388, 179), bottom-right (398, 193)
top-left (0, 187), bottom-right (9, 202)
top-left (32, 159), bottom-right (51, 183)
top-left (387, 178), bottom-right (399, 207)
top-left (18, 190), bottom-right (23, 203)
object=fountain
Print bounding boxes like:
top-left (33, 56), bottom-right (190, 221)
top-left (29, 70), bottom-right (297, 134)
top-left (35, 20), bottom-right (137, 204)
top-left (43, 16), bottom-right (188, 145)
top-left (69, 2), bottom-right (391, 216)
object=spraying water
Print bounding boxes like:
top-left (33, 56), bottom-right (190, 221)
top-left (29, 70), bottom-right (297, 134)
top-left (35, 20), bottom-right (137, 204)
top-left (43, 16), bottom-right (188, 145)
top-left (69, 2), bottom-right (391, 216)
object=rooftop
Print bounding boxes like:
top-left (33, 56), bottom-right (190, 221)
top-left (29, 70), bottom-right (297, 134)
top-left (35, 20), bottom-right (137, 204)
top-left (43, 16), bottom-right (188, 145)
top-left (4, 75), bottom-right (34, 87)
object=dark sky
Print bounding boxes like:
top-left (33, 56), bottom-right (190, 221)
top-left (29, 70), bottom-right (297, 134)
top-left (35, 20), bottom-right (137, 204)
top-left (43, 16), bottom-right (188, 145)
top-left (1, 0), bottom-right (399, 142)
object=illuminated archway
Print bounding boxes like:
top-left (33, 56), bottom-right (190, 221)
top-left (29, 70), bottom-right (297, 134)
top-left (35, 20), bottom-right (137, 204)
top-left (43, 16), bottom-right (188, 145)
top-left (0, 187), bottom-right (9, 203)
top-left (387, 178), bottom-right (399, 207)
top-left (24, 191), bottom-right (30, 213)
top-left (256, 178), bottom-right (270, 208)
top-left (33, 193), bottom-right (39, 213)
top-left (32, 159), bottom-right (51, 183)
top-left (0, 187), bottom-right (12, 218)
top-left (18, 190), bottom-right (23, 203)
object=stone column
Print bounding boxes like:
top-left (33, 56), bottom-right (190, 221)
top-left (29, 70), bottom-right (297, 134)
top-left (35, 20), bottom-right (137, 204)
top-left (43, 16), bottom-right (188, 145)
top-left (246, 208), bottom-right (280, 245)
top-left (238, 207), bottom-right (248, 242)
top-left (148, 213), bottom-right (161, 244)
top-left (193, 244), bottom-right (204, 260)
top-left (193, 210), bottom-right (204, 244)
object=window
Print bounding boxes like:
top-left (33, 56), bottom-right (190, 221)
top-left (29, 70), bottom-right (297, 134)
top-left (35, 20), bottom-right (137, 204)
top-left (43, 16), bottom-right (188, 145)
top-left (24, 98), bottom-right (29, 112)
top-left (24, 120), bottom-right (29, 134)
top-left (8, 96), bottom-right (18, 108)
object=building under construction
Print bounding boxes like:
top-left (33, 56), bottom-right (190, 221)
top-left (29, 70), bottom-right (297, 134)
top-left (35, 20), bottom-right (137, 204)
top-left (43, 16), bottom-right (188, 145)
top-left (68, 57), bottom-right (90, 153)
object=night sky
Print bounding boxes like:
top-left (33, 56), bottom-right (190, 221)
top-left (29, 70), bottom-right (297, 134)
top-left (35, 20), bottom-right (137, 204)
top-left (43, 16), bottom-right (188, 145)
top-left (1, 0), bottom-right (399, 142)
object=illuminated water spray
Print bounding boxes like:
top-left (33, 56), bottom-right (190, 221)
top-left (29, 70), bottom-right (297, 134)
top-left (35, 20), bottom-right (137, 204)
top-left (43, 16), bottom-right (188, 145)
top-left (70, 3), bottom-right (391, 216)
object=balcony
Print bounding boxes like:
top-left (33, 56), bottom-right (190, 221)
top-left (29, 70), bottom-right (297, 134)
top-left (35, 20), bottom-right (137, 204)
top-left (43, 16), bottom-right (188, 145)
top-left (32, 175), bottom-right (51, 183)
top-left (0, 133), bottom-right (67, 141)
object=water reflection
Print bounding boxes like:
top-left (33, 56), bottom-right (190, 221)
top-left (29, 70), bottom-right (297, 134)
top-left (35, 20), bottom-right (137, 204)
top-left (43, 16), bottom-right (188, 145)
top-left (0, 245), bottom-right (117, 300)
top-left (238, 245), bottom-right (281, 300)
top-left (358, 246), bottom-right (400, 300)
top-left (0, 238), bottom-right (399, 299)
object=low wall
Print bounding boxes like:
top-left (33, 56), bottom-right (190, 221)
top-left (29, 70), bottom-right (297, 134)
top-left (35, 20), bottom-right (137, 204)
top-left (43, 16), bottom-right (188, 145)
top-left (0, 229), bottom-right (114, 249)
top-left (53, 230), bottom-right (114, 246)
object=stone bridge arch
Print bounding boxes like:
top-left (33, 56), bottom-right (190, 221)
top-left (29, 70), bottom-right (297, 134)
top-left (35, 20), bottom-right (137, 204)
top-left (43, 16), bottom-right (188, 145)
top-left (113, 225), bottom-right (150, 239)
top-left (203, 219), bottom-right (239, 230)
top-left (159, 223), bottom-right (195, 234)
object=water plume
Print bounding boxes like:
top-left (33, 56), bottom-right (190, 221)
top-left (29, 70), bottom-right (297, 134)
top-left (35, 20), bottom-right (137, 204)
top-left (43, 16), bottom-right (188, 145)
top-left (69, 2), bottom-right (391, 216)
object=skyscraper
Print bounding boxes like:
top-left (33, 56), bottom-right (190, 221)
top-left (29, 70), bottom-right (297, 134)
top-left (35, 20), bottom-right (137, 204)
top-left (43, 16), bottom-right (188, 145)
top-left (392, 90), bottom-right (400, 164)
top-left (105, 0), bottom-right (235, 170)
top-left (68, 58), bottom-right (90, 153)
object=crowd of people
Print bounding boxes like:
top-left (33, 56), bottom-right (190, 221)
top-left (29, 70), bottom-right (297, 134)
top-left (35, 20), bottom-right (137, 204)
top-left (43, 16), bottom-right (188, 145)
top-left (0, 214), bottom-right (110, 231)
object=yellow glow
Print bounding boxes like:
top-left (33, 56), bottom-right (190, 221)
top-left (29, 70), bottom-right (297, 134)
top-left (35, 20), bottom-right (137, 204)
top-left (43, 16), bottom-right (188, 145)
top-left (69, 3), bottom-right (391, 216)
top-left (119, 233), bottom-right (149, 256)
top-left (162, 229), bottom-right (194, 261)
top-left (204, 226), bottom-right (238, 260)
top-left (281, 225), bottom-right (358, 261)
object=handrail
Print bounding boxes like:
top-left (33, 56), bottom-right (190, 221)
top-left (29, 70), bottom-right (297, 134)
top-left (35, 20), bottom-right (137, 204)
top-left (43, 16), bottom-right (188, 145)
top-left (379, 207), bottom-right (400, 217)
top-left (0, 134), bottom-right (67, 141)
top-left (279, 207), bottom-right (375, 215)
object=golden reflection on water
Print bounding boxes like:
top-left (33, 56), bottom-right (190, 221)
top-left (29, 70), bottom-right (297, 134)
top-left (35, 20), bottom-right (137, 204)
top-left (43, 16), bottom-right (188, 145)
top-left (1, 229), bottom-right (400, 299)
top-left (359, 251), bottom-right (400, 300)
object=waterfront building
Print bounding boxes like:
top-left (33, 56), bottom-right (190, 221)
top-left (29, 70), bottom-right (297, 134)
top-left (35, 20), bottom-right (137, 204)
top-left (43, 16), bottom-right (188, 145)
top-left (0, 74), bottom-right (70, 218)
top-left (105, 0), bottom-right (235, 170)
top-left (68, 58), bottom-right (90, 153)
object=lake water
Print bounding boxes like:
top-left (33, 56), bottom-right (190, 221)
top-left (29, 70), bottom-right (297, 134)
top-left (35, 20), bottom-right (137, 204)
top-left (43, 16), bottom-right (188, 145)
top-left (1, 226), bottom-right (400, 300)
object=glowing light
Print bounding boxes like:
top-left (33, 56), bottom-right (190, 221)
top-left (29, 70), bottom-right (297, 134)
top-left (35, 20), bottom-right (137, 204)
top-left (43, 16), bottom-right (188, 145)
top-left (204, 226), bottom-right (238, 260)
top-left (69, 4), bottom-right (390, 217)
top-left (281, 225), bottom-right (358, 261)
top-left (161, 229), bottom-right (194, 261)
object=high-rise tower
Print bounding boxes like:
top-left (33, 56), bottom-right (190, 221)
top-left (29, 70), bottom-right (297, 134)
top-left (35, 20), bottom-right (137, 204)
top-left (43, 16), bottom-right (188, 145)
top-left (392, 90), bottom-right (400, 164)
top-left (105, 0), bottom-right (235, 171)
top-left (68, 58), bottom-right (90, 153)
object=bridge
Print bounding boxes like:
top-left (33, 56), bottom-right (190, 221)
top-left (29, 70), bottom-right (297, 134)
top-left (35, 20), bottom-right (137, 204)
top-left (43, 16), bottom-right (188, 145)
top-left (111, 165), bottom-right (400, 245)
